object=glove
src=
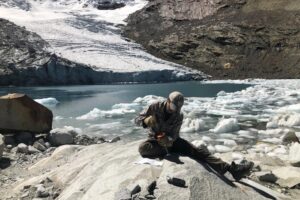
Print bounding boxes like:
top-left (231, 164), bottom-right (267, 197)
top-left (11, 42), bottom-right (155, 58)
top-left (157, 134), bottom-right (173, 147)
top-left (143, 115), bottom-right (157, 128)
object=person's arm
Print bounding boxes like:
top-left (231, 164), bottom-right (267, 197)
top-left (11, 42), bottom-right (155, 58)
top-left (168, 113), bottom-right (183, 141)
top-left (135, 103), bottom-right (158, 128)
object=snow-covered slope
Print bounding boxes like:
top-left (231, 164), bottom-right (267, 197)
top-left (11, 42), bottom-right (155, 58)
top-left (0, 0), bottom-right (199, 75)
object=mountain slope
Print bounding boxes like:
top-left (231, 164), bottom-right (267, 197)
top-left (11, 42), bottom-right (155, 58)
top-left (0, 18), bottom-right (201, 86)
top-left (124, 0), bottom-right (300, 79)
top-left (0, 0), bottom-right (206, 86)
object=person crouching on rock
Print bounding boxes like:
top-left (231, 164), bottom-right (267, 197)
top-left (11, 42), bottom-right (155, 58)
top-left (135, 91), bottom-right (254, 181)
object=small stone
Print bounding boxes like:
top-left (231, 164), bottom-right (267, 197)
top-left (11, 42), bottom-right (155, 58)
top-left (28, 146), bottom-right (41, 154)
top-left (35, 185), bottom-right (49, 198)
top-left (254, 171), bottom-right (278, 183)
top-left (40, 177), bottom-right (52, 184)
top-left (33, 141), bottom-right (47, 152)
top-left (282, 131), bottom-right (300, 144)
top-left (23, 185), bottom-right (31, 190)
top-left (6, 144), bottom-right (13, 149)
top-left (44, 142), bottom-right (51, 148)
top-left (21, 191), bottom-right (29, 198)
top-left (147, 181), bottom-right (157, 195)
top-left (130, 184), bottom-right (141, 196)
top-left (109, 136), bottom-right (121, 143)
top-left (17, 143), bottom-right (29, 154)
top-left (48, 128), bottom-right (75, 146)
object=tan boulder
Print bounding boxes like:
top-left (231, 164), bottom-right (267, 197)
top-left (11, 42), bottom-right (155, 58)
top-left (0, 93), bottom-right (53, 133)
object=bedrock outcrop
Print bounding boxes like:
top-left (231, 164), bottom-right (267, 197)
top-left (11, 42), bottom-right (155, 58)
top-left (7, 141), bottom-right (271, 200)
top-left (124, 0), bottom-right (300, 79)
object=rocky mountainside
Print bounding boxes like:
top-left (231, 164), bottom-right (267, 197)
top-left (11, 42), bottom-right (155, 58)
top-left (124, 0), bottom-right (300, 79)
top-left (0, 18), bottom-right (200, 86)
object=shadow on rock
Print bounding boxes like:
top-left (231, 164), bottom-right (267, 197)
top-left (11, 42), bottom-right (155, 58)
top-left (164, 154), bottom-right (184, 164)
top-left (0, 157), bottom-right (11, 169)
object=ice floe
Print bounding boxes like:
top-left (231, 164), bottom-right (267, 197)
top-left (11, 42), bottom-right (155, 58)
top-left (212, 118), bottom-right (239, 133)
top-left (34, 97), bottom-right (59, 107)
top-left (76, 107), bottom-right (136, 120)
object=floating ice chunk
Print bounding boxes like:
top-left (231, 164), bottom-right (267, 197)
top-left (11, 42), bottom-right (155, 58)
top-left (60, 126), bottom-right (82, 135)
top-left (133, 95), bottom-right (165, 105)
top-left (219, 133), bottom-right (236, 139)
top-left (266, 121), bottom-right (278, 129)
top-left (237, 130), bottom-right (256, 139)
top-left (192, 140), bottom-right (206, 148)
top-left (217, 91), bottom-right (226, 96)
top-left (54, 116), bottom-right (64, 120)
top-left (278, 114), bottom-right (300, 127)
top-left (76, 107), bottom-right (135, 120)
top-left (277, 103), bottom-right (300, 113)
top-left (207, 109), bottom-right (240, 116)
top-left (215, 145), bottom-right (232, 153)
top-left (258, 128), bottom-right (288, 135)
top-left (223, 139), bottom-right (237, 147)
top-left (232, 152), bottom-right (244, 161)
top-left (35, 97), bottom-right (59, 107)
top-left (273, 146), bottom-right (287, 155)
top-left (181, 118), bottom-right (206, 133)
top-left (86, 122), bottom-right (122, 131)
top-left (112, 103), bottom-right (140, 110)
top-left (77, 108), bottom-right (102, 120)
top-left (212, 118), bottom-right (239, 133)
top-left (202, 136), bottom-right (213, 142)
top-left (207, 145), bottom-right (216, 153)
top-left (261, 138), bottom-right (282, 144)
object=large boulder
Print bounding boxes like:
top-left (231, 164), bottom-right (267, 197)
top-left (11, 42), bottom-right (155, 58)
top-left (0, 93), bottom-right (53, 134)
top-left (13, 141), bottom-right (270, 200)
top-left (0, 134), bottom-right (4, 158)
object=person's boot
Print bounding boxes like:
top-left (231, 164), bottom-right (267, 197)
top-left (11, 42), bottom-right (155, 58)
top-left (228, 160), bottom-right (254, 181)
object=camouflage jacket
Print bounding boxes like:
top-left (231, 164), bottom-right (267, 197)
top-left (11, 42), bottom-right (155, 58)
top-left (135, 101), bottom-right (183, 140)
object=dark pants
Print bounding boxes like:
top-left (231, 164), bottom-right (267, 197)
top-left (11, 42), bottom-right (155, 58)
top-left (138, 137), bottom-right (230, 174)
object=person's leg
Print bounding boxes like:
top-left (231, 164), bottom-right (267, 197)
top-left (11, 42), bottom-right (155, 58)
top-left (171, 138), bottom-right (230, 174)
top-left (138, 139), bottom-right (167, 158)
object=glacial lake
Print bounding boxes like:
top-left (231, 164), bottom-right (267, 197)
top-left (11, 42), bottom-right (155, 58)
top-left (0, 81), bottom-right (251, 139)
top-left (1, 80), bottom-right (300, 154)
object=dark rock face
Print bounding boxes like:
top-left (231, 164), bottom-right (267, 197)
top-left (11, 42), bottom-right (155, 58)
top-left (96, 1), bottom-right (125, 10)
top-left (0, 18), bottom-right (201, 86)
top-left (124, 0), bottom-right (300, 79)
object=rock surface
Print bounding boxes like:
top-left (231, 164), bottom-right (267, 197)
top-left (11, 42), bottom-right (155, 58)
top-left (0, 93), bottom-right (53, 133)
top-left (288, 142), bottom-right (300, 167)
top-left (0, 134), bottom-right (4, 158)
top-left (124, 0), bottom-right (300, 79)
top-left (9, 141), bottom-right (272, 200)
top-left (48, 128), bottom-right (76, 146)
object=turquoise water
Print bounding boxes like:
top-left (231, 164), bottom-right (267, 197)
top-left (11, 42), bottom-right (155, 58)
top-left (0, 81), bottom-right (251, 140)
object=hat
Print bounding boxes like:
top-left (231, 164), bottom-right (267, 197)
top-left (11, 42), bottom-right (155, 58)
top-left (168, 91), bottom-right (184, 111)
